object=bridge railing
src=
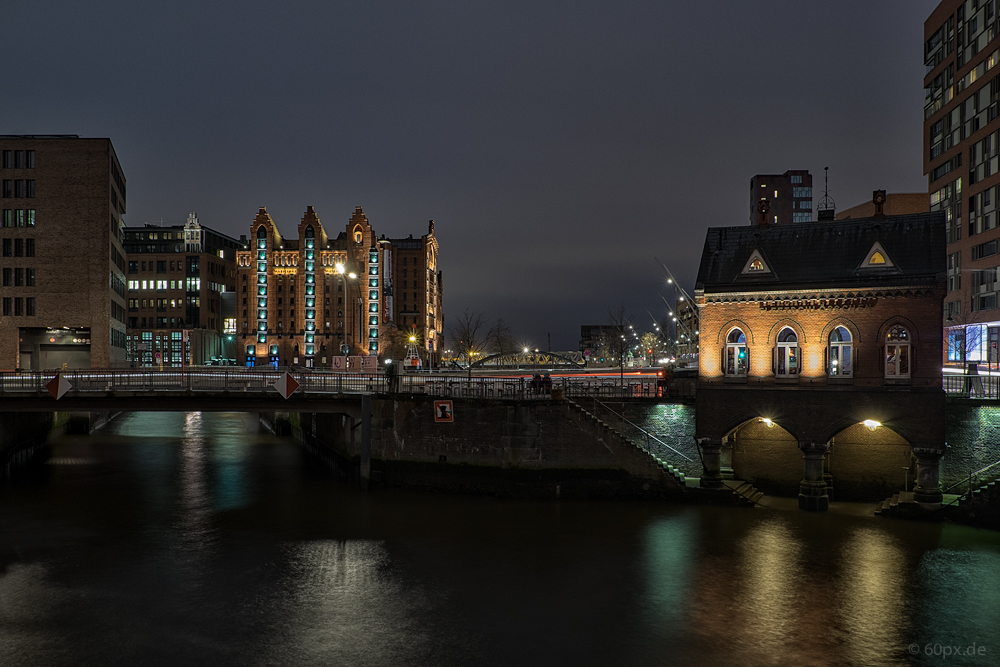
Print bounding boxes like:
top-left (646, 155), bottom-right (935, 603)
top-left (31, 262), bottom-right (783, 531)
top-left (0, 369), bottom-right (389, 395)
top-left (396, 375), bottom-right (661, 399)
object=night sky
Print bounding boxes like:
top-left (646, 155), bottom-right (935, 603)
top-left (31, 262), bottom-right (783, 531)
top-left (8, 1), bottom-right (938, 349)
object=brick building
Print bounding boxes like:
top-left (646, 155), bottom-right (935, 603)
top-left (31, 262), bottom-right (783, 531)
top-left (749, 170), bottom-right (812, 225)
top-left (924, 1), bottom-right (1000, 364)
top-left (836, 193), bottom-right (929, 220)
top-left (694, 211), bottom-right (946, 510)
top-left (0, 135), bottom-right (127, 369)
top-left (123, 214), bottom-right (242, 366)
top-left (235, 206), bottom-right (442, 368)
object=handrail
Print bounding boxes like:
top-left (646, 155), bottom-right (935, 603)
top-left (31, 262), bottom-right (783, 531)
top-left (941, 457), bottom-right (1000, 496)
top-left (590, 397), bottom-right (693, 462)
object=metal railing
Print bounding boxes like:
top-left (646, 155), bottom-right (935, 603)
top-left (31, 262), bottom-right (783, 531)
top-left (943, 372), bottom-right (1000, 398)
top-left (0, 369), bottom-right (667, 401)
top-left (940, 457), bottom-right (1000, 507)
top-left (0, 369), bottom-right (389, 395)
top-left (586, 397), bottom-right (693, 463)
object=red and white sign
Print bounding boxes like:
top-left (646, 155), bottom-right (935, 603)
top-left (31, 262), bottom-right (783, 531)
top-left (434, 400), bottom-right (454, 422)
top-left (361, 356), bottom-right (378, 372)
top-left (46, 373), bottom-right (72, 400)
top-left (331, 356), bottom-right (346, 371)
top-left (271, 372), bottom-right (300, 400)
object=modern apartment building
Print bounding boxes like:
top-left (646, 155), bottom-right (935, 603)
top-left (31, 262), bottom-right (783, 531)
top-left (748, 170), bottom-right (813, 225)
top-left (122, 214), bottom-right (242, 366)
top-left (235, 206), bottom-right (443, 368)
top-left (0, 135), bottom-right (127, 369)
top-left (925, 0), bottom-right (1000, 364)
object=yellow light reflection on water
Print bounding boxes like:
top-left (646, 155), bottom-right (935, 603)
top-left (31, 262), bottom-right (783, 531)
top-left (839, 526), bottom-right (907, 664)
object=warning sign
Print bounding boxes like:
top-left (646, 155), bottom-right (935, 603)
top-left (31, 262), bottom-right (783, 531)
top-left (434, 400), bottom-right (454, 423)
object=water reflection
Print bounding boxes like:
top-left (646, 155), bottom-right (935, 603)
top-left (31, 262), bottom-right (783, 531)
top-left (839, 526), bottom-right (909, 666)
top-left (2, 412), bottom-right (1000, 667)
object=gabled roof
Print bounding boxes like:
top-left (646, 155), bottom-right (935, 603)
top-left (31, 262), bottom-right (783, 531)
top-left (695, 212), bottom-right (945, 293)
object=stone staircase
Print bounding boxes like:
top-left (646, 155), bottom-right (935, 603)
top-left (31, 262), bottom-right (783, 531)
top-left (565, 399), bottom-right (688, 487)
top-left (960, 479), bottom-right (999, 506)
top-left (724, 480), bottom-right (766, 507)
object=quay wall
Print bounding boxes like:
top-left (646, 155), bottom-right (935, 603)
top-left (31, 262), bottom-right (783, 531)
top-left (270, 396), bottom-right (685, 499)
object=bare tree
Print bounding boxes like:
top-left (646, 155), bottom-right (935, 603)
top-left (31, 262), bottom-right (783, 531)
top-left (606, 302), bottom-right (634, 383)
top-left (487, 318), bottom-right (519, 365)
top-left (449, 307), bottom-right (488, 378)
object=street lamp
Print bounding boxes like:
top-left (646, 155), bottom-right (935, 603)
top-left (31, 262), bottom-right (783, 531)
top-left (336, 263), bottom-right (359, 357)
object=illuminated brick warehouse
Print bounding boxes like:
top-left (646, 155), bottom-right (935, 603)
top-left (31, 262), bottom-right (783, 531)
top-left (236, 206), bottom-right (442, 368)
top-left (694, 205), bottom-right (946, 510)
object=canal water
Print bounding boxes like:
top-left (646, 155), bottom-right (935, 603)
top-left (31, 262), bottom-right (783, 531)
top-left (2, 412), bottom-right (1000, 666)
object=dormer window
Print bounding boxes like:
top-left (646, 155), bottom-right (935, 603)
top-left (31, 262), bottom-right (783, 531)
top-left (749, 258), bottom-right (764, 271)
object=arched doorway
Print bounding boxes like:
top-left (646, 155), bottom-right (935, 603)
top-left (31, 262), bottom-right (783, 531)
top-left (728, 418), bottom-right (802, 496)
top-left (827, 423), bottom-right (910, 501)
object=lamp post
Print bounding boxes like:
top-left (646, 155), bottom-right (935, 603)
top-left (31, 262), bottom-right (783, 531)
top-left (335, 263), bottom-right (358, 357)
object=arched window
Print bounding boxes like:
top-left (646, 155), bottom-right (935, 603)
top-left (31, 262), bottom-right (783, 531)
top-left (775, 327), bottom-right (799, 376)
top-left (829, 326), bottom-right (852, 376)
top-left (256, 226), bottom-right (267, 250)
top-left (354, 226), bottom-right (363, 243)
top-left (725, 328), bottom-right (748, 376)
top-left (885, 325), bottom-right (910, 378)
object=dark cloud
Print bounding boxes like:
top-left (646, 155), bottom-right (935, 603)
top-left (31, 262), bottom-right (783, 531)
top-left (7, 0), bottom-right (939, 348)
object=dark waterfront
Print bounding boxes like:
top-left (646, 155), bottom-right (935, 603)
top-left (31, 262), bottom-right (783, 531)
top-left (2, 412), bottom-right (1000, 667)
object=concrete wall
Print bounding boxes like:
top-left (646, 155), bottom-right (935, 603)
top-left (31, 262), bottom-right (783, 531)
top-left (285, 396), bottom-right (685, 499)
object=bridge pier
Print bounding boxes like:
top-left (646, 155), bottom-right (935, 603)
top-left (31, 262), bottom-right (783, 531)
top-left (360, 394), bottom-right (371, 491)
top-left (697, 437), bottom-right (724, 488)
top-left (798, 441), bottom-right (830, 512)
top-left (911, 446), bottom-right (945, 508)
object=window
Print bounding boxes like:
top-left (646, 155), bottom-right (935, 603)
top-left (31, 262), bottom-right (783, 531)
top-left (1, 210), bottom-right (9, 227)
top-left (948, 252), bottom-right (961, 291)
top-left (25, 297), bottom-right (34, 316)
top-left (25, 238), bottom-right (33, 256)
top-left (14, 181), bottom-right (23, 198)
top-left (885, 325), bottom-right (910, 378)
top-left (14, 151), bottom-right (24, 169)
top-left (792, 212), bottom-right (811, 223)
top-left (26, 268), bottom-right (34, 286)
top-left (14, 268), bottom-right (23, 286)
top-left (791, 175), bottom-right (802, 184)
top-left (14, 297), bottom-right (22, 316)
top-left (25, 151), bottom-right (34, 169)
top-left (725, 328), bottom-right (748, 376)
top-left (774, 327), bottom-right (799, 376)
top-left (14, 238), bottom-right (23, 257)
top-left (2, 268), bottom-right (10, 286)
top-left (129, 261), bottom-right (138, 274)
top-left (25, 180), bottom-right (34, 198)
top-left (2, 180), bottom-right (11, 197)
top-left (828, 327), bottom-right (852, 376)
top-left (792, 186), bottom-right (812, 198)
top-left (1, 298), bottom-right (9, 315)
top-left (1, 239), bottom-right (8, 257)
top-left (1, 151), bottom-right (9, 169)
top-left (157, 260), bottom-right (166, 273)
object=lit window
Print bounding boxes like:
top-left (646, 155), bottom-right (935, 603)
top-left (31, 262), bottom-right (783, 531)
top-left (725, 328), bottom-right (748, 376)
top-left (748, 258), bottom-right (764, 271)
top-left (829, 326), bottom-right (852, 376)
top-left (869, 251), bottom-right (886, 265)
top-left (775, 327), bottom-right (799, 377)
top-left (885, 326), bottom-right (910, 378)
